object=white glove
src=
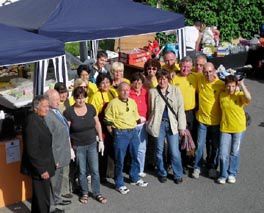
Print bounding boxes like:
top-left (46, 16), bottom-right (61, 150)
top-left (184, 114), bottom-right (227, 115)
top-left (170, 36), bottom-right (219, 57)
top-left (70, 147), bottom-right (75, 161)
top-left (98, 141), bottom-right (104, 156)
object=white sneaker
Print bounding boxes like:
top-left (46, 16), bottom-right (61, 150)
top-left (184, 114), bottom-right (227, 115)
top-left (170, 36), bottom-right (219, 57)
top-left (217, 177), bottom-right (226, 184)
top-left (131, 179), bottom-right (148, 187)
top-left (139, 172), bottom-right (146, 178)
top-left (116, 186), bottom-right (130, 195)
top-left (227, 175), bottom-right (236, 184)
top-left (192, 169), bottom-right (200, 179)
top-left (208, 169), bottom-right (217, 178)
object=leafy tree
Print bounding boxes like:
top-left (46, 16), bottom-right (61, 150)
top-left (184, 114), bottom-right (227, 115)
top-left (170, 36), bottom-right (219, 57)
top-left (145, 0), bottom-right (264, 41)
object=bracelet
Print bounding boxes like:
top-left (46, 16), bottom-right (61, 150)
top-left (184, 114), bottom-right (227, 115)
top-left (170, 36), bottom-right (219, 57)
top-left (98, 140), bottom-right (104, 143)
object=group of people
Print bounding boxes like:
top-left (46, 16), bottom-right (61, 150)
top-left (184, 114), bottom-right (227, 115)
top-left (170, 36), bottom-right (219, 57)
top-left (22, 50), bottom-right (251, 213)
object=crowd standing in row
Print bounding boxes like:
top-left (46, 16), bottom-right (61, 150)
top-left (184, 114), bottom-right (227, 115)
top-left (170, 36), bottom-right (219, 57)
top-left (22, 50), bottom-right (251, 213)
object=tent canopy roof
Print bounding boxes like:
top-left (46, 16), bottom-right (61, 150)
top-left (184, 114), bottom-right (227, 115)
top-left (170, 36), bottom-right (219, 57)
top-left (0, 23), bottom-right (64, 66)
top-left (0, 0), bottom-right (185, 42)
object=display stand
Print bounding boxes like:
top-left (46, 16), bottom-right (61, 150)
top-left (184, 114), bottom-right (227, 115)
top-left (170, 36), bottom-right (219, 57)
top-left (0, 136), bottom-right (31, 208)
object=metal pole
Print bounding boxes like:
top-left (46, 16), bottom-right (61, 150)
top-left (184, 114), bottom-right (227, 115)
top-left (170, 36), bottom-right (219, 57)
top-left (79, 41), bottom-right (88, 62)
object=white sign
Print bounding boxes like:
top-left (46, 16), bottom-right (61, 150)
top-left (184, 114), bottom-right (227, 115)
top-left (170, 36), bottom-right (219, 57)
top-left (5, 139), bottom-right (20, 164)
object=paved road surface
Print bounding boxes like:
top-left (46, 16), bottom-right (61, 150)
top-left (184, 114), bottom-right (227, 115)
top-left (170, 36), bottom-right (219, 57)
top-left (2, 78), bottom-right (264, 213)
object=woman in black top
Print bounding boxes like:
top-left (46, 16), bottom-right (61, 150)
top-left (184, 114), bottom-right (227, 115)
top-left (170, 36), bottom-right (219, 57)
top-left (64, 87), bottom-right (107, 204)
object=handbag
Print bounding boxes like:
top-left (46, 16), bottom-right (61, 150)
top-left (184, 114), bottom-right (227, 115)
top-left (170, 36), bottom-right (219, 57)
top-left (156, 86), bottom-right (177, 118)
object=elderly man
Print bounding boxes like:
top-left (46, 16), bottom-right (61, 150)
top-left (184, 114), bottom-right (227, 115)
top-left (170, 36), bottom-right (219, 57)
top-left (44, 89), bottom-right (72, 211)
top-left (172, 56), bottom-right (198, 171)
top-left (194, 54), bottom-right (207, 74)
top-left (23, 95), bottom-right (56, 213)
top-left (104, 82), bottom-right (148, 195)
top-left (162, 51), bottom-right (180, 79)
top-left (192, 62), bottom-right (225, 179)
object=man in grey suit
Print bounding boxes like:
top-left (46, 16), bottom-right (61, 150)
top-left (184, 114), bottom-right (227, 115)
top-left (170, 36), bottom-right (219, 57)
top-left (45, 89), bottom-right (72, 212)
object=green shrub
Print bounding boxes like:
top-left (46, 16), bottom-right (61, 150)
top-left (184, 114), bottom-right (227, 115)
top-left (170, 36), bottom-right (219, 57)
top-left (145, 0), bottom-right (264, 41)
top-left (65, 43), bottom-right (80, 56)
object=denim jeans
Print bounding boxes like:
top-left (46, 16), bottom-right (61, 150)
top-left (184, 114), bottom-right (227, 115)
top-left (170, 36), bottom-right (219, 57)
top-left (194, 122), bottom-right (220, 170)
top-left (76, 142), bottom-right (100, 196)
top-left (155, 120), bottom-right (183, 180)
top-left (136, 124), bottom-right (148, 173)
top-left (114, 128), bottom-right (140, 188)
top-left (219, 132), bottom-right (244, 178)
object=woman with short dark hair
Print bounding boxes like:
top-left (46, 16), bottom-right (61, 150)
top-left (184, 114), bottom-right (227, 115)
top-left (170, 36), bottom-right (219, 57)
top-left (64, 87), bottom-right (107, 204)
top-left (147, 69), bottom-right (186, 184)
top-left (217, 76), bottom-right (251, 184)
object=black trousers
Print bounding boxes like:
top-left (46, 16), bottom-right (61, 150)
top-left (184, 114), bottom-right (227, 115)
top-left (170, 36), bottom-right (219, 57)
top-left (31, 178), bottom-right (51, 213)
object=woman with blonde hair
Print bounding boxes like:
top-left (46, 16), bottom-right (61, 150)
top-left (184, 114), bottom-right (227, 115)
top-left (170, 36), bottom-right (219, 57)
top-left (110, 62), bottom-right (130, 95)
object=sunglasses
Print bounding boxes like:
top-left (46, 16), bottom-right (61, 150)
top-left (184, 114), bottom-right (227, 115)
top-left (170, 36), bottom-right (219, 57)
top-left (125, 101), bottom-right (129, 112)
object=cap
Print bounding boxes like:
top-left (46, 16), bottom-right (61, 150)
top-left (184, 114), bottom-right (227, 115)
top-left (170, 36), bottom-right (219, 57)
top-left (54, 82), bottom-right (68, 93)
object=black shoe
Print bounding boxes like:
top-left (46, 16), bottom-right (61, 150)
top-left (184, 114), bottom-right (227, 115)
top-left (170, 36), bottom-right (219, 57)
top-left (57, 200), bottom-right (72, 206)
top-left (51, 208), bottom-right (65, 213)
top-left (61, 193), bottom-right (73, 199)
top-left (158, 176), bottom-right (167, 183)
top-left (174, 178), bottom-right (183, 184)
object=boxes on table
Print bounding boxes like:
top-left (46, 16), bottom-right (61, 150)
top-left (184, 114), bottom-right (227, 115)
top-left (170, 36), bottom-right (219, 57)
top-left (119, 49), bottom-right (151, 65)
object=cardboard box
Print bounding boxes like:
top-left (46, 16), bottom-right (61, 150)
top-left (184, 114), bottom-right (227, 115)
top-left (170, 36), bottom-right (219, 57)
top-left (119, 49), bottom-right (150, 60)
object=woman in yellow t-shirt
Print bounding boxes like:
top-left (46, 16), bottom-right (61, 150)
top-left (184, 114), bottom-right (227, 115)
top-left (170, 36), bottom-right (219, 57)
top-left (110, 62), bottom-right (130, 96)
top-left (89, 73), bottom-right (117, 182)
top-left (217, 75), bottom-right (251, 184)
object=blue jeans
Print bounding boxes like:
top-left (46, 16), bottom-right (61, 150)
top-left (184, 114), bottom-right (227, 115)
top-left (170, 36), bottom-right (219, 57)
top-left (194, 122), bottom-right (220, 170)
top-left (155, 120), bottom-right (183, 180)
top-left (219, 132), bottom-right (244, 178)
top-left (114, 128), bottom-right (140, 188)
top-left (136, 124), bottom-right (148, 173)
top-left (76, 142), bottom-right (100, 196)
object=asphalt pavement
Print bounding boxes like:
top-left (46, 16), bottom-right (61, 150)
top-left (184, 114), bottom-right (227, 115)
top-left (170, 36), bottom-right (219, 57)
top-left (2, 78), bottom-right (264, 213)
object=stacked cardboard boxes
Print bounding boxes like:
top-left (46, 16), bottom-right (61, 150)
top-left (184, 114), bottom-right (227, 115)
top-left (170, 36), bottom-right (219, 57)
top-left (119, 49), bottom-right (151, 65)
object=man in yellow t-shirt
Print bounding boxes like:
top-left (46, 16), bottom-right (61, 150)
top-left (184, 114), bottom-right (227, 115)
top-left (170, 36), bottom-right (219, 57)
top-left (193, 54), bottom-right (207, 74)
top-left (217, 76), bottom-right (251, 184)
top-left (172, 56), bottom-right (198, 171)
top-left (192, 62), bottom-right (225, 179)
top-left (162, 51), bottom-right (180, 79)
top-left (104, 82), bottom-right (148, 194)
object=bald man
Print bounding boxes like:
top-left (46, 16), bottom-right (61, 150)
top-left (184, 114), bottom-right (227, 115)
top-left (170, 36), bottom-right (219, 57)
top-left (44, 89), bottom-right (72, 211)
top-left (192, 63), bottom-right (225, 179)
top-left (105, 82), bottom-right (148, 195)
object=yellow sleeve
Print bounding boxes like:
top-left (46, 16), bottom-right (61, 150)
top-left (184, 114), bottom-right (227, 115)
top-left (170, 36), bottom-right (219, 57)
top-left (87, 82), bottom-right (98, 98)
top-left (69, 96), bottom-right (75, 106)
top-left (104, 101), bottom-right (116, 125)
top-left (89, 93), bottom-right (102, 115)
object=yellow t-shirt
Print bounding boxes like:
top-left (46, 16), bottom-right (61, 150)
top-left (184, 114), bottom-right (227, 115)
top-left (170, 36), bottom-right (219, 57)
top-left (162, 63), bottom-right (180, 73)
top-left (105, 97), bottom-right (140, 129)
top-left (196, 75), bottom-right (225, 125)
top-left (172, 73), bottom-right (197, 111)
top-left (89, 88), bottom-right (117, 114)
top-left (69, 82), bottom-right (98, 106)
top-left (111, 78), bottom-right (130, 97)
top-left (220, 91), bottom-right (248, 133)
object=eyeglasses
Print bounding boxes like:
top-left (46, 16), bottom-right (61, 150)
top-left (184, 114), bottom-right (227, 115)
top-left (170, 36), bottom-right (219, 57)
top-left (147, 67), bottom-right (157, 71)
top-left (125, 101), bottom-right (129, 112)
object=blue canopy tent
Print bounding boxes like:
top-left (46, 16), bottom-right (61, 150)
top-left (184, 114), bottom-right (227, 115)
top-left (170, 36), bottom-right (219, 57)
top-left (0, 23), bottom-right (66, 95)
top-left (0, 23), bottom-right (64, 66)
top-left (0, 0), bottom-right (186, 57)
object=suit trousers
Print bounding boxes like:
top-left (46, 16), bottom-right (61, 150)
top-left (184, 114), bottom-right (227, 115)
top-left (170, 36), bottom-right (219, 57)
top-left (31, 178), bottom-right (51, 213)
top-left (50, 167), bottom-right (63, 205)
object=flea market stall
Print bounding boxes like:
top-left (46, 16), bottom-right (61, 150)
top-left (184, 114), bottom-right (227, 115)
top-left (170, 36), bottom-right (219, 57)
top-left (0, 0), bottom-right (186, 208)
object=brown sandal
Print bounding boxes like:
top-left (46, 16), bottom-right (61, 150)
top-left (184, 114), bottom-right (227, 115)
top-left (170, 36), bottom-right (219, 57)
top-left (79, 194), bottom-right (88, 204)
top-left (95, 195), bottom-right (107, 204)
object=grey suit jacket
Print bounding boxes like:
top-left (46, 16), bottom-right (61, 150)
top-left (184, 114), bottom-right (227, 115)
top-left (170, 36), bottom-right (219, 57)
top-left (45, 109), bottom-right (71, 168)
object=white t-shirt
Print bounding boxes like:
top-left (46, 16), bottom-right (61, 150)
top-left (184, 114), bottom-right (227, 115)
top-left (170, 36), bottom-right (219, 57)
top-left (184, 26), bottom-right (199, 50)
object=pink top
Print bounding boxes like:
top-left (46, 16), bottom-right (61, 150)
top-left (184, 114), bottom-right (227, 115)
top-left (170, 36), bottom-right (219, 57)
top-left (129, 87), bottom-right (148, 119)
